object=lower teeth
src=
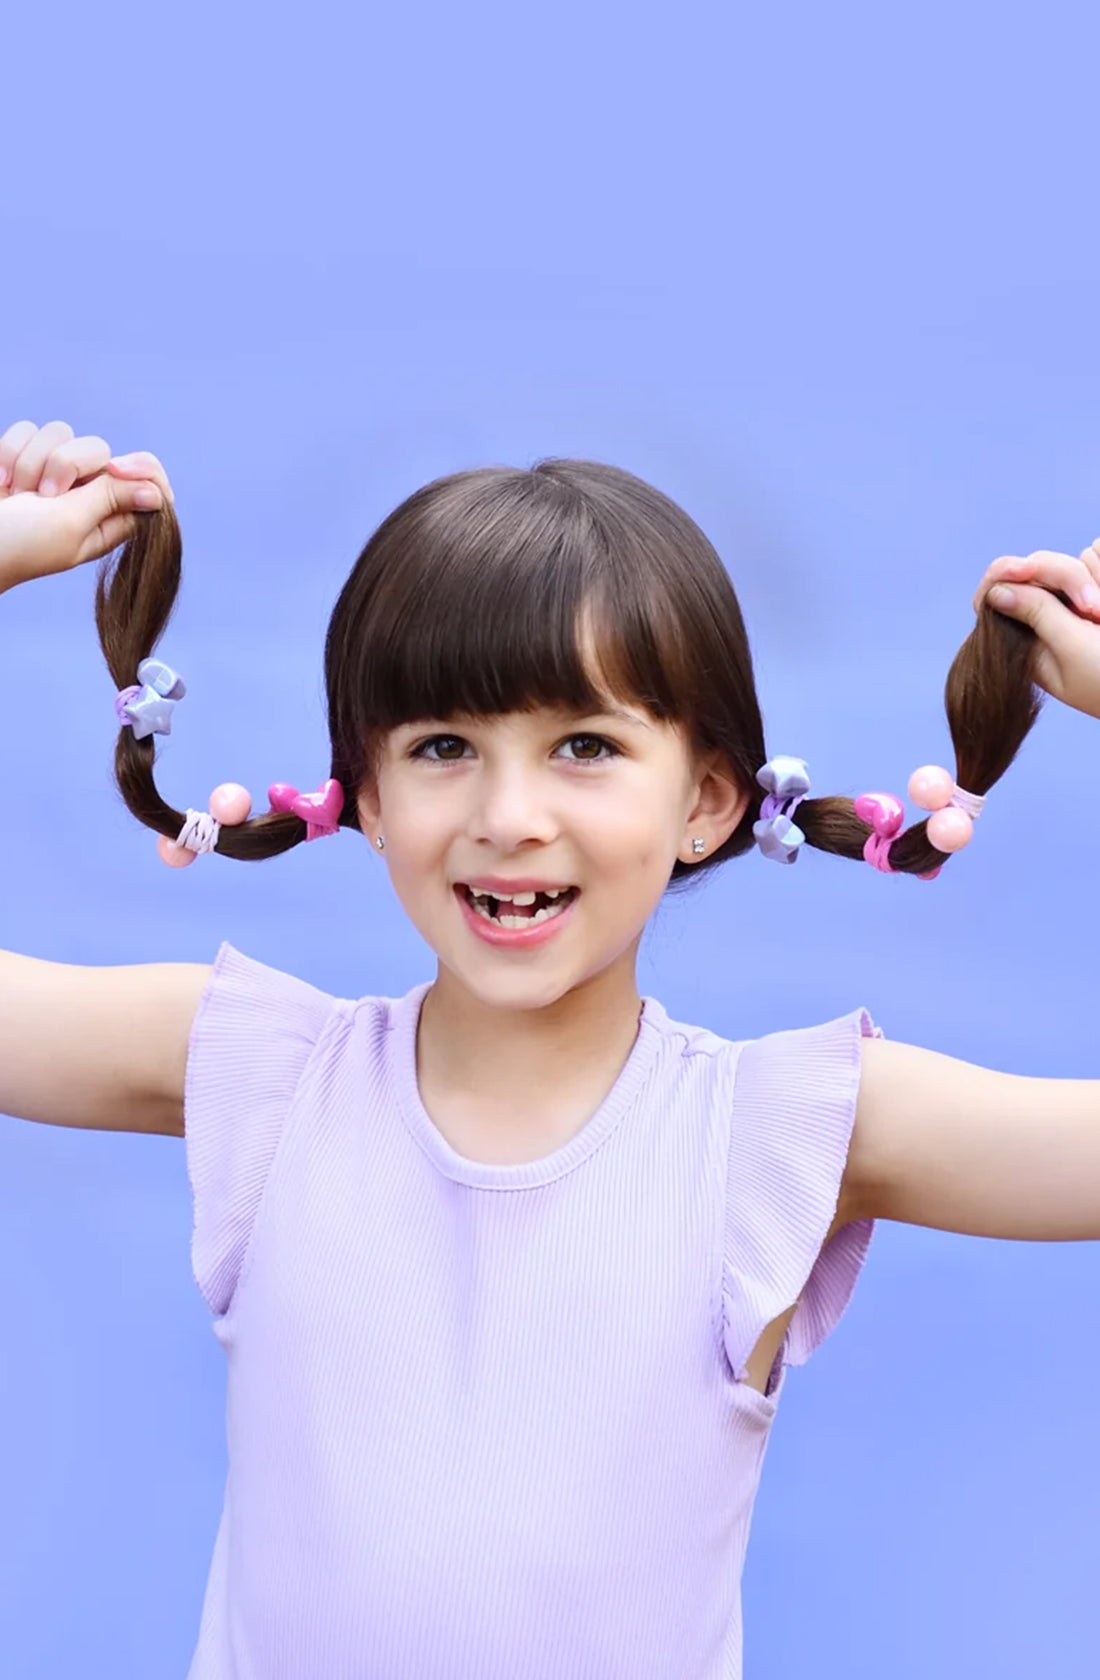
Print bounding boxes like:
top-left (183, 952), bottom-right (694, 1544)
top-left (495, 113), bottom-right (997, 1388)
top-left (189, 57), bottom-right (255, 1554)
top-left (469, 895), bottom-right (570, 928)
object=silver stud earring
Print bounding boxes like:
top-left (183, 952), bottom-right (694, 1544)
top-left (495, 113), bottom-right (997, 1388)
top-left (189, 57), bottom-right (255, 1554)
top-left (691, 838), bottom-right (706, 855)
top-left (375, 836), bottom-right (385, 852)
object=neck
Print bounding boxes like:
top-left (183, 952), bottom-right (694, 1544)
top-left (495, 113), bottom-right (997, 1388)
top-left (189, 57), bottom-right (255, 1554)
top-left (416, 945), bottom-right (644, 1133)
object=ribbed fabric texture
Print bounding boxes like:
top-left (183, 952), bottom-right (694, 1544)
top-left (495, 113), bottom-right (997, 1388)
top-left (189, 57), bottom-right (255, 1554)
top-left (183, 943), bottom-right (877, 1680)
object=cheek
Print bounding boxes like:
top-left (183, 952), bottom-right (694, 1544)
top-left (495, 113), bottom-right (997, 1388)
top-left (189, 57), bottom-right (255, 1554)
top-left (389, 825), bottom-right (443, 878)
top-left (587, 805), bottom-right (679, 887)
top-left (381, 794), bottom-right (454, 894)
top-left (376, 774), bottom-right (437, 837)
top-left (596, 776), bottom-right (684, 842)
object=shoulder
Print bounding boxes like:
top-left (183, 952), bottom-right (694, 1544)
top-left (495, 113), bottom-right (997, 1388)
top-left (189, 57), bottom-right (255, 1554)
top-left (186, 944), bottom-right (430, 1093)
top-left (648, 999), bottom-right (878, 1209)
top-left (194, 943), bottom-right (424, 1023)
top-left (721, 1005), bottom-right (882, 1229)
top-left (645, 996), bottom-right (880, 1090)
top-left (641, 997), bottom-right (734, 1060)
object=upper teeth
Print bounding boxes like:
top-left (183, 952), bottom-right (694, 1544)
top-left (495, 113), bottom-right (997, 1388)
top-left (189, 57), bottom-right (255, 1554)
top-left (469, 887), bottom-right (568, 904)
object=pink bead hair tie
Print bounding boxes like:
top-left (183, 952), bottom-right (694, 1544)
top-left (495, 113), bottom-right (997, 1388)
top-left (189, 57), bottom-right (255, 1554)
top-left (907, 764), bottom-right (985, 851)
top-left (157, 782), bottom-right (254, 868)
top-left (157, 778), bottom-right (346, 866)
top-left (853, 767), bottom-right (985, 882)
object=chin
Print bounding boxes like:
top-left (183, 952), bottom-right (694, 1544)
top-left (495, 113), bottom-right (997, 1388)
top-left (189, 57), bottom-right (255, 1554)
top-left (444, 957), bottom-right (582, 1013)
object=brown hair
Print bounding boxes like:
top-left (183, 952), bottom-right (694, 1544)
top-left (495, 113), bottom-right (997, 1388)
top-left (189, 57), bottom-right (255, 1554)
top-left (95, 458), bottom-right (1042, 881)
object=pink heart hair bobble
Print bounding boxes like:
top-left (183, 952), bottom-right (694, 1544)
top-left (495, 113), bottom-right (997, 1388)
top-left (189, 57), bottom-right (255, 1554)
top-left (267, 778), bottom-right (345, 841)
top-left (852, 791), bottom-right (943, 881)
top-left (157, 783), bottom-right (254, 868)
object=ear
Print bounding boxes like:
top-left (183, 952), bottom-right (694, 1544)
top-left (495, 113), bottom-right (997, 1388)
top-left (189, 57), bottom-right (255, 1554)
top-left (679, 751), bottom-right (751, 864)
top-left (356, 779), bottom-right (381, 836)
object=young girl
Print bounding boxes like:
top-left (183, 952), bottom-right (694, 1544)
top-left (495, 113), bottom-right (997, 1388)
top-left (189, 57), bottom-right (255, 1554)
top-left (2, 417), bottom-right (1098, 1680)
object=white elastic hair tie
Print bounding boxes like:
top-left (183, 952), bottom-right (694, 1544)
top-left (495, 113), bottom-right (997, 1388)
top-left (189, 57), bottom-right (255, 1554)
top-left (949, 785), bottom-right (985, 819)
top-left (175, 809), bottom-right (222, 854)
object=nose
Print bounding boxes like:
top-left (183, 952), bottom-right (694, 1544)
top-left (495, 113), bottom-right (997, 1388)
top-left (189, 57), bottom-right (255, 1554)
top-left (467, 760), bottom-right (560, 852)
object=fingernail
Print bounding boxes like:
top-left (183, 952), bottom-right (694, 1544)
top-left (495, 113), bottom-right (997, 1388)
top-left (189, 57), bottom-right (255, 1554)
top-left (39, 479), bottom-right (58, 498)
top-left (134, 485), bottom-right (161, 510)
top-left (989, 585), bottom-right (1017, 609)
top-left (1085, 586), bottom-right (1100, 610)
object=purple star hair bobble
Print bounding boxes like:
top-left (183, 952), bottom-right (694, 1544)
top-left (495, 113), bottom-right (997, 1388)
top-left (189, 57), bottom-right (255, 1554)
top-left (753, 755), bottom-right (811, 865)
top-left (114, 658), bottom-right (186, 740)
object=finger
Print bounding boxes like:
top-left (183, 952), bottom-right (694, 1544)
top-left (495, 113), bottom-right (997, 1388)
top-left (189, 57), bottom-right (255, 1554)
top-left (37, 434), bottom-right (111, 498)
top-left (980, 549), bottom-right (1100, 619)
top-left (1025, 549), bottom-right (1100, 617)
top-left (9, 419), bottom-right (75, 494)
top-left (986, 579), bottom-right (1100, 715)
top-left (986, 578), bottom-right (1081, 649)
top-left (1081, 540), bottom-right (1100, 589)
top-left (0, 421), bottom-right (41, 494)
top-left (972, 555), bottom-right (1025, 614)
top-left (75, 512), bottom-right (139, 566)
top-left (107, 450), bottom-right (175, 504)
top-left (64, 471), bottom-right (167, 558)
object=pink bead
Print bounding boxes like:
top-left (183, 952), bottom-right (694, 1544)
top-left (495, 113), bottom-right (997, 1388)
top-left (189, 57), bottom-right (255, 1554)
top-left (907, 764), bottom-right (955, 811)
top-left (157, 834), bottom-right (197, 868)
top-left (209, 782), bottom-right (253, 825)
top-left (926, 806), bottom-right (973, 852)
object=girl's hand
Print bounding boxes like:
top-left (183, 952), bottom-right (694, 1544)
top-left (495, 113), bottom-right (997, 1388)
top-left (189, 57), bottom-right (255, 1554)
top-left (972, 543), bottom-right (1100, 720)
top-left (0, 419), bottom-right (174, 594)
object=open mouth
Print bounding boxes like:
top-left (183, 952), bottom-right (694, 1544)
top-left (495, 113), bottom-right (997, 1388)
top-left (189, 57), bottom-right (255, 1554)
top-left (458, 885), bottom-right (580, 929)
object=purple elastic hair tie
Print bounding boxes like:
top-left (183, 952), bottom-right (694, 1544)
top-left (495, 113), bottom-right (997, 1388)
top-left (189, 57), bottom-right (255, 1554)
top-left (753, 755), bottom-right (812, 865)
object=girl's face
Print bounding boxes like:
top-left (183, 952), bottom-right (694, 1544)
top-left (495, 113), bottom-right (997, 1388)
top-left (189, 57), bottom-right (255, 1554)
top-left (358, 701), bottom-right (747, 1013)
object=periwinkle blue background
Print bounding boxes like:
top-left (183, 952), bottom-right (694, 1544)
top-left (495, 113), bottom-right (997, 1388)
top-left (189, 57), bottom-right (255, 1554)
top-left (1, 2), bottom-right (1098, 1674)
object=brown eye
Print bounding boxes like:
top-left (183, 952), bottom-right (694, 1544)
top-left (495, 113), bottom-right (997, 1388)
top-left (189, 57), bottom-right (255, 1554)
top-left (561, 734), bottom-right (617, 762)
top-left (414, 735), bottom-right (468, 761)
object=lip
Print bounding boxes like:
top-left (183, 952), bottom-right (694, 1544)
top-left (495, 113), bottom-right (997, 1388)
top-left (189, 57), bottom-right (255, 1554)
top-left (454, 883), bottom-right (579, 949)
top-left (458, 875), bottom-right (577, 894)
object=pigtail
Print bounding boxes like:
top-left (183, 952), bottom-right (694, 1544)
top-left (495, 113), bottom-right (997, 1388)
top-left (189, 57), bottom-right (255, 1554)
top-left (94, 506), bottom-right (311, 861)
top-left (795, 604), bottom-right (1043, 875)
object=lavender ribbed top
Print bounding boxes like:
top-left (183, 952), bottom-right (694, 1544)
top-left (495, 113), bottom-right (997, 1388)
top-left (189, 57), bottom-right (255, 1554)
top-left (183, 943), bottom-right (877, 1679)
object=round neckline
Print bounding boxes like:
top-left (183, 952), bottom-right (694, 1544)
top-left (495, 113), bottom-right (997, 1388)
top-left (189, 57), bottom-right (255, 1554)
top-left (388, 982), bottom-right (668, 1189)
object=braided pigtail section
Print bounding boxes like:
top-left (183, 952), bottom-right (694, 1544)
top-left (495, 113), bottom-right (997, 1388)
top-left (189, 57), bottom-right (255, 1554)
top-left (795, 603), bottom-right (1044, 876)
top-left (94, 506), bottom-right (310, 860)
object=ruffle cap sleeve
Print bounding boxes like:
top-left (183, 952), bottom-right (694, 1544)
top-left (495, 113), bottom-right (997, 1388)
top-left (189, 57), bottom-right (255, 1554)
top-left (722, 1008), bottom-right (879, 1385)
top-left (184, 942), bottom-right (343, 1318)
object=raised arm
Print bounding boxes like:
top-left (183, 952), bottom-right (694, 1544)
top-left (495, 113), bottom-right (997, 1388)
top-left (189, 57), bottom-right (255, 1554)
top-left (841, 541), bottom-right (1100, 1242)
top-left (844, 1039), bottom-right (1100, 1241)
top-left (0, 952), bottom-right (209, 1136)
top-left (0, 420), bottom-right (207, 1137)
